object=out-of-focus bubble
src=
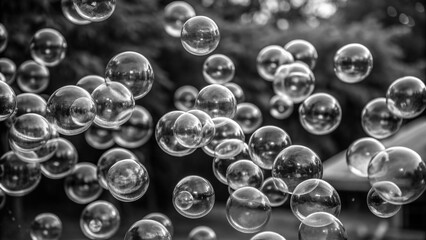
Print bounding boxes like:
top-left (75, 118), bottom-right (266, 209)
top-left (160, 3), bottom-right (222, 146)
top-left (214, 139), bottom-right (245, 159)
top-left (80, 200), bottom-right (120, 239)
top-left (368, 147), bottom-right (426, 204)
top-left (260, 178), bottom-right (289, 207)
top-left (0, 80), bottom-right (17, 121)
top-left (249, 125), bottom-right (292, 170)
top-left (346, 137), bottom-right (384, 178)
top-left (0, 23), bottom-right (7, 53)
top-left (187, 109), bottom-right (215, 148)
top-left (73, 0), bottom-right (116, 22)
top-left (284, 39), bottom-right (318, 70)
top-left (17, 60), bottom-right (49, 93)
top-left (15, 93), bottom-right (47, 117)
top-left (234, 103), bottom-right (263, 134)
top-left (251, 231), bottom-right (286, 240)
top-left (30, 213), bottom-right (62, 240)
top-left (124, 219), bottom-right (171, 240)
top-left (76, 75), bottom-right (105, 94)
top-left (223, 82), bottom-right (245, 104)
top-left (367, 187), bottom-right (401, 218)
top-left (298, 212), bottom-right (347, 240)
top-left (174, 85), bottom-right (198, 111)
top-left (334, 43), bottom-right (373, 83)
top-left (164, 1), bottom-right (196, 38)
top-left (14, 127), bottom-right (58, 164)
top-left (361, 98), bottom-right (402, 139)
top-left (299, 93), bottom-right (342, 135)
top-left (181, 16), bottom-right (220, 56)
top-left (386, 76), bottom-right (426, 119)
top-left (0, 58), bottom-right (17, 84)
top-left (195, 84), bottom-right (237, 118)
top-left (143, 213), bottom-right (174, 237)
top-left (189, 226), bottom-right (216, 240)
top-left (64, 162), bottom-right (103, 204)
top-left (0, 151), bottom-right (41, 197)
top-left (173, 175), bottom-right (215, 218)
top-left (30, 28), bottom-right (67, 67)
top-left (85, 123), bottom-right (114, 150)
top-left (257, 45), bottom-right (294, 81)
top-left (226, 159), bottom-right (264, 190)
top-left (213, 141), bottom-right (250, 184)
top-left (203, 54), bottom-right (235, 84)
top-left (291, 179), bottom-right (341, 221)
top-left (41, 138), bottom-right (78, 179)
top-left (61, 0), bottom-right (91, 25)
top-left (226, 186), bottom-right (271, 233)
top-left (269, 94), bottom-right (294, 119)
top-left (173, 112), bottom-right (203, 148)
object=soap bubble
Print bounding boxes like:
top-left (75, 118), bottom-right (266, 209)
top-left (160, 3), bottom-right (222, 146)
top-left (214, 139), bottom-right (246, 159)
top-left (0, 80), bottom-right (17, 121)
top-left (234, 103), bottom-right (263, 134)
top-left (0, 151), bottom-right (41, 197)
top-left (251, 231), bottom-right (286, 240)
top-left (143, 213), bottom-right (174, 237)
top-left (173, 175), bottom-right (215, 218)
top-left (76, 75), bottom-right (105, 94)
top-left (299, 93), bottom-right (342, 135)
top-left (41, 138), bottom-right (78, 179)
top-left (257, 45), bottom-right (294, 81)
top-left (367, 187), bottom-right (401, 218)
top-left (85, 123), bottom-right (114, 150)
top-left (298, 212), bottom-right (347, 240)
top-left (30, 28), bottom-right (67, 67)
top-left (223, 82), bottom-right (245, 103)
top-left (291, 179), bottom-right (341, 221)
top-left (334, 43), bottom-right (373, 83)
top-left (92, 81), bottom-right (135, 129)
top-left (226, 159), bottom-right (264, 190)
top-left (226, 186), bottom-right (271, 233)
top-left (73, 0), bottom-right (116, 22)
top-left (15, 93), bottom-right (47, 117)
top-left (0, 58), bottom-right (17, 84)
top-left (173, 112), bottom-right (203, 148)
top-left (17, 60), bottom-right (49, 93)
top-left (203, 54), bottom-right (235, 84)
top-left (386, 76), bottom-right (426, 119)
top-left (269, 94), bottom-right (294, 119)
top-left (189, 226), bottom-right (216, 240)
top-left (47, 85), bottom-right (96, 135)
top-left (164, 1), bottom-right (196, 38)
top-left (64, 162), bottom-right (103, 204)
top-left (368, 146), bottom-right (426, 204)
top-left (346, 137), bottom-right (385, 177)
top-left (0, 23), bottom-right (7, 53)
top-left (80, 200), bottom-right (120, 239)
top-left (213, 141), bottom-right (250, 185)
top-left (61, 0), bottom-right (91, 25)
top-left (361, 98), bottom-right (402, 139)
top-left (187, 109), bottom-right (215, 148)
top-left (249, 125), bottom-right (292, 170)
top-left (284, 39), bottom-right (318, 70)
top-left (124, 219), bottom-right (171, 240)
top-left (260, 178), bottom-right (289, 207)
top-left (195, 84), bottom-right (237, 118)
top-left (30, 213), bottom-right (62, 240)
top-left (174, 85), bottom-right (198, 111)
top-left (13, 127), bottom-right (58, 164)
top-left (181, 16), bottom-right (220, 56)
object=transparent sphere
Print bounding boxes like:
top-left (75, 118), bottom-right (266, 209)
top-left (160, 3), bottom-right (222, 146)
top-left (30, 213), bottom-right (62, 240)
top-left (92, 81), bottom-right (135, 129)
top-left (144, 213), bottom-right (174, 237)
top-left (73, 0), bottom-right (116, 22)
top-left (367, 187), bottom-right (401, 218)
top-left (187, 109), bottom-right (215, 148)
top-left (0, 151), bottom-right (41, 197)
top-left (195, 84), bottom-right (237, 118)
top-left (248, 125), bottom-right (292, 170)
top-left (181, 16), bottom-right (220, 56)
top-left (291, 179), bottom-right (341, 221)
top-left (269, 94), bottom-right (294, 120)
top-left (155, 111), bottom-right (197, 157)
top-left (189, 226), bottom-right (216, 240)
top-left (76, 75), bottom-right (105, 94)
top-left (298, 212), bottom-right (347, 240)
top-left (223, 82), bottom-right (245, 104)
top-left (273, 62), bottom-right (315, 103)
top-left (284, 39), bottom-right (318, 70)
top-left (226, 186), bottom-right (271, 233)
top-left (260, 177), bottom-right (289, 207)
top-left (386, 76), bottom-right (426, 119)
top-left (124, 219), bottom-right (171, 240)
top-left (257, 45), bottom-right (294, 81)
top-left (0, 80), bottom-right (17, 121)
top-left (213, 141), bottom-right (250, 185)
top-left (346, 137), bottom-right (385, 178)
top-left (85, 123), bottom-right (114, 150)
top-left (13, 127), bottom-right (58, 164)
top-left (272, 145), bottom-right (322, 194)
top-left (15, 93), bottom-right (47, 117)
top-left (174, 85), bottom-right (198, 111)
top-left (30, 28), bottom-right (67, 67)
top-left (226, 159), bottom-right (264, 190)
top-left (361, 98), bottom-right (402, 139)
top-left (299, 93), bottom-right (342, 135)
top-left (0, 58), bottom-right (17, 85)
top-left (80, 200), bottom-right (120, 239)
top-left (234, 103), bottom-right (263, 134)
top-left (41, 138), bottom-right (78, 179)
top-left (203, 54), bottom-right (235, 84)
top-left (164, 1), bottom-right (196, 38)
top-left (96, 148), bottom-right (138, 189)
top-left (47, 85), bottom-right (96, 135)
top-left (251, 231), bottom-right (286, 240)
top-left (61, 0), bottom-right (91, 25)
top-left (173, 175), bottom-right (215, 218)
top-left (64, 162), bottom-right (103, 204)
top-left (105, 51), bottom-right (154, 100)
top-left (0, 23), bottom-right (7, 53)
top-left (334, 43), bottom-right (373, 83)
top-left (17, 60), bottom-right (49, 93)
top-left (173, 112), bottom-right (203, 148)
top-left (368, 146), bottom-right (426, 204)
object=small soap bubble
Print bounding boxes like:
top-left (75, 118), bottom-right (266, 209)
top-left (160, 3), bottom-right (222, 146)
top-left (257, 45), bottom-right (294, 81)
top-left (223, 82), bottom-right (245, 104)
top-left (269, 94), bottom-right (294, 120)
top-left (0, 23), bottom-right (7, 53)
top-left (213, 142), bottom-right (250, 185)
top-left (41, 138), bottom-right (78, 179)
top-left (80, 200), bottom-right (120, 239)
top-left (124, 219), bottom-right (171, 240)
top-left (0, 58), bottom-right (17, 84)
top-left (298, 212), bottom-right (348, 240)
top-left (76, 75), bottom-right (105, 94)
top-left (30, 28), bottom-right (67, 67)
top-left (260, 178), bottom-right (289, 207)
top-left (284, 39), bottom-right (318, 70)
top-left (203, 54), bottom-right (235, 84)
top-left (367, 187), bottom-right (401, 218)
top-left (173, 112), bottom-right (203, 148)
top-left (334, 43), bottom-right (373, 83)
top-left (30, 213), bottom-right (62, 240)
top-left (64, 162), bottom-right (103, 204)
top-left (174, 85), bottom-right (198, 111)
top-left (181, 16), bottom-right (220, 56)
top-left (346, 137), bottom-right (385, 178)
top-left (17, 60), bottom-right (49, 93)
top-left (144, 213), bottom-right (174, 237)
top-left (0, 80), bottom-right (17, 121)
top-left (234, 102), bottom-right (263, 134)
top-left (226, 159), bottom-right (264, 190)
top-left (195, 84), bottom-right (237, 118)
top-left (61, 0), bottom-right (91, 25)
top-left (164, 1), bottom-right (196, 38)
top-left (73, 0), bottom-right (116, 22)
top-left (85, 123), bottom-right (114, 150)
top-left (189, 226), bottom-right (216, 240)
top-left (251, 231), bottom-right (286, 240)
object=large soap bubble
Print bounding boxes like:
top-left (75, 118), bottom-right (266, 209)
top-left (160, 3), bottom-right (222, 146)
top-left (334, 43), bottom-right (373, 83)
top-left (181, 16), bottom-right (220, 56)
top-left (30, 28), bottom-right (67, 67)
top-left (80, 200), bottom-right (120, 239)
top-left (367, 187), bottom-right (401, 218)
top-left (298, 212), bottom-right (348, 240)
top-left (226, 159), bottom-right (264, 190)
top-left (195, 84), bottom-right (237, 118)
top-left (346, 137), bottom-right (385, 177)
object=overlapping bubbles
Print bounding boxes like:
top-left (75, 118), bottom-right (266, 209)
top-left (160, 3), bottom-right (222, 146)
top-left (0, 1), bottom-right (425, 239)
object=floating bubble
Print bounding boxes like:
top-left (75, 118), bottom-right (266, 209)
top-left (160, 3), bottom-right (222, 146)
top-left (17, 60), bottom-right (49, 93)
top-left (174, 85), bottom-right (198, 111)
top-left (61, 0), bottom-right (91, 25)
top-left (284, 39), bottom-right (318, 70)
top-left (0, 23), bottom-right (7, 53)
top-left (248, 125), bottom-right (292, 170)
top-left (223, 82), bottom-right (245, 104)
top-left (15, 93), bottom-right (47, 117)
top-left (334, 43), bottom-right (373, 83)
top-left (269, 94), bottom-right (294, 120)
top-left (164, 1), bottom-right (196, 38)
top-left (173, 175), bottom-right (215, 218)
top-left (260, 178), bottom-right (289, 207)
top-left (30, 28), bottom-right (67, 67)
top-left (73, 0), bottom-right (116, 22)
top-left (0, 80), bottom-right (17, 121)
top-left (214, 139), bottom-right (246, 159)
top-left (85, 123), bottom-right (114, 150)
top-left (144, 213), bottom-right (174, 237)
top-left (298, 212), bottom-right (347, 240)
top-left (203, 54), bottom-right (235, 84)
top-left (226, 159), bottom-right (264, 190)
top-left (0, 58), bottom-right (16, 84)
top-left (14, 127), bottom-right (58, 164)
top-left (234, 103), bottom-right (263, 134)
top-left (257, 45), bottom-right (294, 81)
top-left (76, 75), bottom-right (105, 94)
top-left (361, 98), bottom-right (402, 139)
top-left (226, 186), bottom-right (271, 233)
top-left (195, 84), bottom-right (237, 118)
top-left (30, 213), bottom-right (62, 240)
top-left (299, 93), bottom-right (342, 135)
top-left (124, 219), bottom-right (171, 240)
top-left (368, 146), bottom-right (426, 204)
top-left (80, 200), bottom-right (120, 239)
top-left (173, 112), bottom-right (203, 148)
top-left (367, 187), bottom-right (401, 218)
top-left (189, 226), bottom-right (216, 240)
top-left (41, 138), bottom-right (78, 179)
top-left (346, 137), bottom-right (385, 178)
top-left (386, 76), bottom-right (426, 119)
top-left (213, 141), bottom-right (250, 185)
top-left (64, 162), bottom-right (103, 204)
top-left (251, 231), bottom-right (286, 240)
top-left (181, 16), bottom-right (220, 56)
top-left (291, 179), bottom-right (341, 221)
top-left (187, 109), bottom-right (215, 148)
